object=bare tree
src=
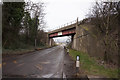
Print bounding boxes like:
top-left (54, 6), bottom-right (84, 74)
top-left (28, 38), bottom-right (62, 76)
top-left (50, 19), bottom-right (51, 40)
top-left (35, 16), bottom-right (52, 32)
top-left (25, 0), bottom-right (45, 30)
top-left (90, 1), bottom-right (119, 33)
top-left (23, 0), bottom-right (46, 47)
top-left (88, 1), bottom-right (119, 63)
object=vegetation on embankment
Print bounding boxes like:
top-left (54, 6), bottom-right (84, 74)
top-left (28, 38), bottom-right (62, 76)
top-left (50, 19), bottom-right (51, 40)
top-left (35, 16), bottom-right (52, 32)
top-left (2, 45), bottom-right (48, 56)
top-left (69, 49), bottom-right (119, 78)
top-left (2, 44), bottom-right (57, 56)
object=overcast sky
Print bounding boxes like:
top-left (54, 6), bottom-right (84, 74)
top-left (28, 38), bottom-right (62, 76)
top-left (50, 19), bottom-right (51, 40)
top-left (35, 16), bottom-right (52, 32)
top-left (31, 0), bottom-right (95, 43)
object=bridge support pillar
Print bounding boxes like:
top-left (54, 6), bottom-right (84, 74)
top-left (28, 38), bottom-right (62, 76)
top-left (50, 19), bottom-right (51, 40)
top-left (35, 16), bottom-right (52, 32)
top-left (47, 33), bottom-right (49, 46)
top-left (72, 34), bottom-right (77, 49)
top-left (75, 18), bottom-right (79, 50)
top-left (49, 38), bottom-right (52, 46)
top-left (72, 18), bottom-right (79, 49)
top-left (71, 35), bottom-right (74, 48)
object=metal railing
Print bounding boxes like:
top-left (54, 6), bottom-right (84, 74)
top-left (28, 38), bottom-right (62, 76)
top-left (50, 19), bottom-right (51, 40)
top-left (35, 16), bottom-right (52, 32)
top-left (53, 20), bottom-right (77, 31)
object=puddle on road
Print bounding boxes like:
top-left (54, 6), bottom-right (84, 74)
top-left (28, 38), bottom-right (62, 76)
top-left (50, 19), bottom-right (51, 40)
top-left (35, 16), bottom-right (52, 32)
top-left (42, 74), bottom-right (53, 78)
top-left (39, 61), bottom-right (50, 64)
top-left (29, 74), bottom-right (41, 78)
top-left (29, 73), bottom-right (54, 78)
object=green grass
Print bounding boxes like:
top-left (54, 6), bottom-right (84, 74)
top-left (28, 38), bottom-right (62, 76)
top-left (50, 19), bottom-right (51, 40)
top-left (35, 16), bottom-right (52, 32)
top-left (2, 45), bottom-right (48, 55)
top-left (69, 49), bottom-right (119, 78)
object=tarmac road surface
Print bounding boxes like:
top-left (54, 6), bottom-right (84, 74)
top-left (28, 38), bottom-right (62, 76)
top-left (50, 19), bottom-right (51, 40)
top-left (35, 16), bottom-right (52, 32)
top-left (3, 46), bottom-right (65, 78)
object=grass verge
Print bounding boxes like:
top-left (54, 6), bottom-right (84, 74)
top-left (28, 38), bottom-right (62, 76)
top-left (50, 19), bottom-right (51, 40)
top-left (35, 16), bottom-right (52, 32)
top-left (2, 46), bottom-right (49, 56)
top-left (69, 49), bottom-right (118, 78)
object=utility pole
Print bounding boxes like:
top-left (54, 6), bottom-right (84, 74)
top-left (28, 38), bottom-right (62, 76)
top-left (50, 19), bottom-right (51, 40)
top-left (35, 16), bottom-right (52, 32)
top-left (35, 15), bottom-right (38, 49)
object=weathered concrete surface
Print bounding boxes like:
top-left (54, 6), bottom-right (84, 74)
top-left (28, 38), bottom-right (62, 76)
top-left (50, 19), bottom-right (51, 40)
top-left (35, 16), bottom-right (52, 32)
top-left (72, 24), bottom-right (118, 65)
top-left (48, 23), bottom-right (76, 34)
top-left (48, 38), bottom-right (56, 47)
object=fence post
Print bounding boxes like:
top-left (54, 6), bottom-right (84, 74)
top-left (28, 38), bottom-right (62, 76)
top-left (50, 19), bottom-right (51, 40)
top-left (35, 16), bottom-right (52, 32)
top-left (76, 55), bottom-right (80, 77)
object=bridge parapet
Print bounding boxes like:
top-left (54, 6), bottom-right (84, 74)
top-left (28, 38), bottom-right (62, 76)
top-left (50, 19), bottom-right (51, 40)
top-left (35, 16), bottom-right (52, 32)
top-left (48, 20), bottom-right (77, 34)
top-left (48, 18), bottom-right (79, 38)
top-left (58, 20), bottom-right (77, 29)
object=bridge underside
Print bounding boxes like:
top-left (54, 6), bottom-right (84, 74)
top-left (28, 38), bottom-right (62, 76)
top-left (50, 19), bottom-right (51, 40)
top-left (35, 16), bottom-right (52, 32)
top-left (49, 33), bottom-right (75, 38)
top-left (49, 27), bottom-right (76, 38)
top-left (48, 20), bottom-right (78, 47)
top-left (48, 27), bottom-right (76, 46)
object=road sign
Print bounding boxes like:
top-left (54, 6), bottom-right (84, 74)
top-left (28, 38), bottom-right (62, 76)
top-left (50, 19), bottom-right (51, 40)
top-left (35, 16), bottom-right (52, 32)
top-left (58, 32), bottom-right (62, 35)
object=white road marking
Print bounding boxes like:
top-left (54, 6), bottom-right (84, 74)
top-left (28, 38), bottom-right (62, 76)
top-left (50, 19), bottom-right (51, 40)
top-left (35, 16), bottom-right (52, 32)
top-left (42, 74), bottom-right (53, 78)
top-left (63, 72), bottom-right (67, 79)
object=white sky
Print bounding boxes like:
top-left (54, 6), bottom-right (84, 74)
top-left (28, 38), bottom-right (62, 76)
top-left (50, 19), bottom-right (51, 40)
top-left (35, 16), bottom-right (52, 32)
top-left (31, 0), bottom-right (95, 43)
top-left (44, 0), bottom-right (94, 31)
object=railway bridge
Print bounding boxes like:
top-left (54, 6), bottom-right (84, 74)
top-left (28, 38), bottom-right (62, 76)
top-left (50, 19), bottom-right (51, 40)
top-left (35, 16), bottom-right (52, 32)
top-left (48, 18), bottom-right (79, 48)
